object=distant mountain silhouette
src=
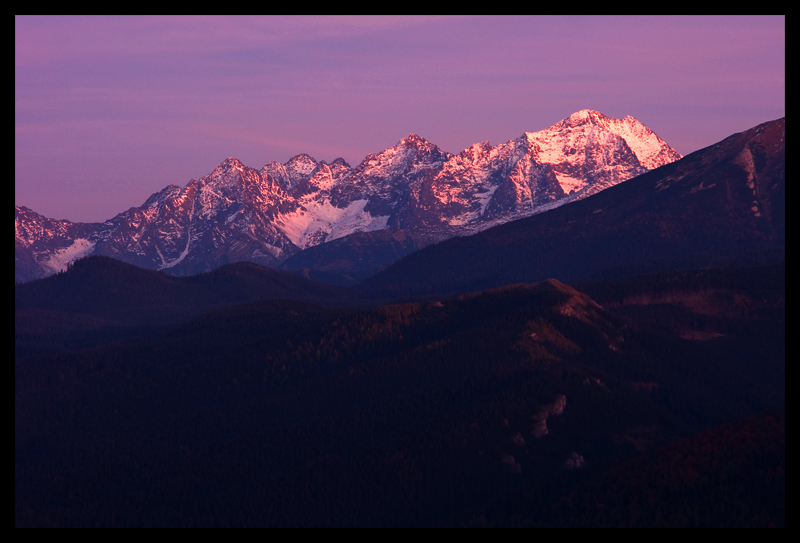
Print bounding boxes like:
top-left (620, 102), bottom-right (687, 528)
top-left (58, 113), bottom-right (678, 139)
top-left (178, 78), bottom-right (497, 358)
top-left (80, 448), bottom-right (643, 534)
top-left (279, 229), bottom-right (421, 286)
top-left (16, 255), bottom-right (348, 326)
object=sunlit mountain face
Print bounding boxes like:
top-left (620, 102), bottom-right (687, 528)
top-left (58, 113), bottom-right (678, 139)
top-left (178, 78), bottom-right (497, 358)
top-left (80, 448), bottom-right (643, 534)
top-left (16, 110), bottom-right (680, 283)
top-left (359, 117), bottom-right (784, 298)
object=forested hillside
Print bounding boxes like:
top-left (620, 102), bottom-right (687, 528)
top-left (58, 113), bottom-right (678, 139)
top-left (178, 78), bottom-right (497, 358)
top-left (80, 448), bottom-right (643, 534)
top-left (16, 268), bottom-right (784, 526)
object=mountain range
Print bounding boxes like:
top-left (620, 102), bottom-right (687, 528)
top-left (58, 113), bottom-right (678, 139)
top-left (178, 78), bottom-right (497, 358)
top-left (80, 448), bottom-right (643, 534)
top-left (362, 116), bottom-right (785, 297)
top-left (15, 115), bottom-right (785, 527)
top-left (15, 109), bottom-right (681, 283)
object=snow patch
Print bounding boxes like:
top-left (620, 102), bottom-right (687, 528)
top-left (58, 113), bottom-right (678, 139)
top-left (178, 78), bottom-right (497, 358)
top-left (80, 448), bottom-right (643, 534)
top-left (476, 185), bottom-right (499, 215)
top-left (41, 238), bottom-right (96, 273)
top-left (555, 173), bottom-right (588, 195)
top-left (159, 232), bottom-right (192, 269)
top-left (159, 196), bottom-right (195, 269)
top-left (277, 199), bottom-right (389, 249)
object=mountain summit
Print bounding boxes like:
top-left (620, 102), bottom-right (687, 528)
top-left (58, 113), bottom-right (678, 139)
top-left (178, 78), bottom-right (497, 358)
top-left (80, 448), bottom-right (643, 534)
top-left (16, 111), bottom-right (681, 282)
top-left (359, 116), bottom-right (784, 297)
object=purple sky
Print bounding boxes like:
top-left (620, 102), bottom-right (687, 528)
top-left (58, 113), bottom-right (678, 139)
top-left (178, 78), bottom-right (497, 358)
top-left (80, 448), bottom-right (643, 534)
top-left (16, 16), bottom-right (785, 223)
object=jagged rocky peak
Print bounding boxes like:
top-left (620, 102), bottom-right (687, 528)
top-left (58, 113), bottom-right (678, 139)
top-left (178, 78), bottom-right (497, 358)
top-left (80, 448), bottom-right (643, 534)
top-left (541, 109), bottom-right (621, 140)
top-left (547, 110), bottom-right (679, 163)
top-left (309, 157), bottom-right (352, 178)
top-left (353, 137), bottom-right (427, 177)
top-left (259, 154), bottom-right (320, 192)
top-left (15, 108), bottom-right (694, 281)
top-left (204, 157), bottom-right (251, 188)
top-left (329, 157), bottom-right (351, 172)
top-left (214, 157), bottom-right (247, 173)
top-left (461, 140), bottom-right (494, 159)
top-left (298, 159), bottom-right (352, 195)
top-left (394, 133), bottom-right (452, 167)
top-left (260, 161), bottom-right (289, 189)
top-left (327, 159), bottom-right (353, 185)
top-left (143, 184), bottom-right (183, 208)
top-left (518, 109), bottom-right (682, 196)
top-left (281, 154), bottom-right (343, 188)
top-left (399, 133), bottom-right (432, 147)
top-left (286, 153), bottom-right (318, 178)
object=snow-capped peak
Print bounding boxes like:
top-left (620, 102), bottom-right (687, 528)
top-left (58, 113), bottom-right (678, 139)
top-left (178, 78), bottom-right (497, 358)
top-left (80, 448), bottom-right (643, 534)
top-left (203, 157), bottom-right (255, 191)
top-left (526, 110), bottom-right (681, 177)
top-left (400, 133), bottom-right (433, 148)
top-left (566, 109), bottom-right (608, 127)
top-left (286, 154), bottom-right (318, 178)
top-left (16, 109), bottom-right (684, 281)
top-left (215, 157), bottom-right (246, 173)
top-left (143, 185), bottom-right (183, 209)
top-left (330, 157), bottom-right (351, 169)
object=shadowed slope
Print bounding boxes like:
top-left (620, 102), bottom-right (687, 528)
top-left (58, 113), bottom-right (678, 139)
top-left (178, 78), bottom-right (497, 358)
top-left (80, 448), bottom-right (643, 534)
top-left (359, 118), bottom-right (784, 298)
top-left (15, 255), bottom-right (351, 357)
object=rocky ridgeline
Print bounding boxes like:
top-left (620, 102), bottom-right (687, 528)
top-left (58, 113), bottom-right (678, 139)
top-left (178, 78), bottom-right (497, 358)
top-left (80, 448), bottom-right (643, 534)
top-left (16, 110), bottom-right (681, 282)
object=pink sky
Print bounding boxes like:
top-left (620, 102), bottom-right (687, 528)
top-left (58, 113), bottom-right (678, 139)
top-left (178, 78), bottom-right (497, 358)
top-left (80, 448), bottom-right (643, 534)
top-left (15, 16), bottom-right (784, 223)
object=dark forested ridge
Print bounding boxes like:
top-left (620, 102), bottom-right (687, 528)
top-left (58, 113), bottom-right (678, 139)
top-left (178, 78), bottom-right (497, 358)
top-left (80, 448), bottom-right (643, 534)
top-left (15, 255), bottom-right (350, 320)
top-left (15, 255), bottom-right (353, 358)
top-left (278, 229), bottom-right (422, 286)
top-left (16, 262), bottom-right (784, 526)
